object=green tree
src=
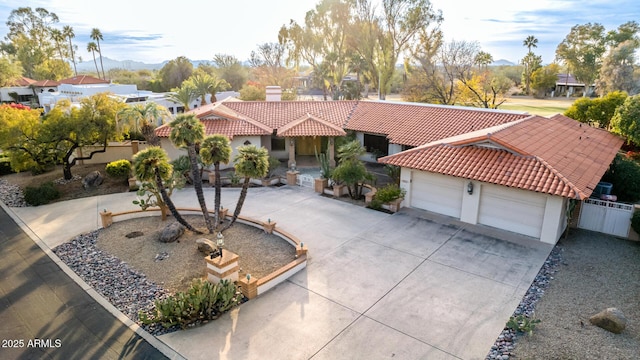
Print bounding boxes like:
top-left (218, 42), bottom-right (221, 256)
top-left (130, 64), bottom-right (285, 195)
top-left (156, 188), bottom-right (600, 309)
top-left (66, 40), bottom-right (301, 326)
top-left (132, 146), bottom-right (200, 233)
top-left (597, 40), bottom-right (638, 95)
top-left (523, 35), bottom-right (538, 53)
top-left (188, 73), bottom-right (230, 105)
top-left (50, 28), bottom-right (66, 63)
top-left (117, 102), bottom-right (172, 146)
top-left (169, 114), bottom-right (213, 233)
top-left (601, 153), bottom-right (640, 202)
top-left (213, 54), bottom-right (248, 91)
top-left (0, 104), bottom-right (53, 173)
top-left (331, 140), bottom-right (374, 199)
top-left (564, 91), bottom-right (627, 128)
top-left (159, 56), bottom-right (194, 91)
top-left (90, 28), bottom-right (105, 79)
top-left (457, 70), bottom-right (513, 109)
top-left (555, 23), bottom-right (607, 94)
top-left (223, 145), bottom-right (269, 231)
top-left (239, 84), bottom-right (266, 101)
top-left (86, 41), bottom-right (100, 77)
top-left (200, 134), bottom-right (232, 227)
top-left (0, 57), bottom-right (23, 87)
top-left (610, 94), bottom-right (640, 145)
top-left (46, 94), bottom-right (125, 179)
top-left (521, 51), bottom-right (542, 95)
top-left (63, 25), bottom-right (78, 76)
top-left (168, 80), bottom-right (198, 111)
top-left (33, 58), bottom-right (71, 80)
top-left (349, 0), bottom-right (443, 100)
top-left (530, 63), bottom-right (560, 98)
top-left (3, 7), bottom-right (59, 78)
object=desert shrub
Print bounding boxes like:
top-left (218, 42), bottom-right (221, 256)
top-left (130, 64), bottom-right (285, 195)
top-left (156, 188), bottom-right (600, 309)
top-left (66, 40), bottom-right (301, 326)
top-left (105, 159), bottom-right (131, 179)
top-left (267, 156), bottom-right (280, 177)
top-left (506, 315), bottom-right (541, 335)
top-left (632, 211), bottom-right (640, 234)
top-left (138, 279), bottom-right (241, 329)
top-left (374, 184), bottom-right (406, 204)
top-left (601, 153), bottom-right (640, 202)
top-left (24, 181), bottom-right (60, 206)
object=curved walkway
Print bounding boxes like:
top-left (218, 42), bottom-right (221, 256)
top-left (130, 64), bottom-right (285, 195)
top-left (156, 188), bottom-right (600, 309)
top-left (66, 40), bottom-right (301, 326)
top-left (0, 205), bottom-right (167, 360)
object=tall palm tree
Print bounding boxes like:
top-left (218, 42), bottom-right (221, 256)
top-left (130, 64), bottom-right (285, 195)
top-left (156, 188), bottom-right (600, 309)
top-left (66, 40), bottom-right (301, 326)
top-left (200, 134), bottom-right (232, 227)
top-left (167, 81), bottom-right (197, 111)
top-left (523, 35), bottom-right (538, 53)
top-left (189, 73), bottom-right (230, 105)
top-left (132, 147), bottom-right (200, 233)
top-left (117, 102), bottom-right (172, 146)
top-left (87, 42), bottom-right (100, 77)
top-left (474, 51), bottom-right (494, 71)
top-left (169, 114), bottom-right (214, 233)
top-left (50, 29), bottom-right (66, 62)
top-left (63, 26), bottom-right (77, 76)
top-left (223, 145), bottom-right (269, 231)
top-left (90, 28), bottom-right (105, 79)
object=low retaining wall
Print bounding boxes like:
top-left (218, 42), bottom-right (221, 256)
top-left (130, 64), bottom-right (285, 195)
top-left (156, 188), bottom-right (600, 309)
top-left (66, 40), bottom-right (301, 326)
top-left (100, 207), bottom-right (307, 300)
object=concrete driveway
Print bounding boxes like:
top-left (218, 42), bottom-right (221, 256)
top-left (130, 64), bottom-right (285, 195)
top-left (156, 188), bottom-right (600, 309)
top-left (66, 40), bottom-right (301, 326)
top-left (8, 185), bottom-right (553, 359)
top-left (154, 186), bottom-right (553, 360)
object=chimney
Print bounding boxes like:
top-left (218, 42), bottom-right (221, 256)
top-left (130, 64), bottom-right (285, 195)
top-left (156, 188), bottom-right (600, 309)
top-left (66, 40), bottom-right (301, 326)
top-left (266, 86), bottom-right (282, 101)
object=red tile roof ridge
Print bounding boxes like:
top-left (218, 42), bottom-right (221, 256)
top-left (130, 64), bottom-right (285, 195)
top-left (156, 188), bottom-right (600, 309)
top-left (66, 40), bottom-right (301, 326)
top-left (191, 102), bottom-right (273, 134)
top-left (533, 155), bottom-right (584, 199)
top-left (278, 112), bottom-right (346, 135)
top-left (365, 99), bottom-right (529, 115)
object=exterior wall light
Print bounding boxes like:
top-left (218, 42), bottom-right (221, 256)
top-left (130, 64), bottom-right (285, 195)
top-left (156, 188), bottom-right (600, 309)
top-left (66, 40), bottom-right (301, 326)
top-left (467, 181), bottom-right (474, 195)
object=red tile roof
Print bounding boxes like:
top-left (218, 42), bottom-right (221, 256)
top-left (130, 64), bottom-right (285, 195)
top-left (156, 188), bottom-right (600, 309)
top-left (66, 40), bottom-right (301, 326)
top-left (58, 75), bottom-right (109, 85)
top-left (155, 118), bottom-right (270, 139)
top-left (381, 115), bottom-right (623, 199)
top-left (346, 102), bottom-right (530, 147)
top-left (10, 77), bottom-right (37, 86)
top-left (32, 79), bottom-right (60, 87)
top-left (277, 113), bottom-right (346, 137)
top-left (223, 101), bottom-right (358, 131)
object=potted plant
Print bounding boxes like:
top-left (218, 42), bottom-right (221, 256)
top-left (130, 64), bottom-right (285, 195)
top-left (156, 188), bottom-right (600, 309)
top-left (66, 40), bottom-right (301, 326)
top-left (371, 184), bottom-right (406, 213)
top-left (314, 151), bottom-right (332, 193)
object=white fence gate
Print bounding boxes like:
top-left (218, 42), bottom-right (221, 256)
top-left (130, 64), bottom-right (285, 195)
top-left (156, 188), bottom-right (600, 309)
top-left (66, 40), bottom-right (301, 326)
top-left (578, 198), bottom-right (634, 237)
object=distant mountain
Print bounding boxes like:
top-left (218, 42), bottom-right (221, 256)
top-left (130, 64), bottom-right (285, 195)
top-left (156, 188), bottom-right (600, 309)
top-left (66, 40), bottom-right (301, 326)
top-left (75, 57), bottom-right (213, 72)
top-left (491, 59), bottom-right (516, 66)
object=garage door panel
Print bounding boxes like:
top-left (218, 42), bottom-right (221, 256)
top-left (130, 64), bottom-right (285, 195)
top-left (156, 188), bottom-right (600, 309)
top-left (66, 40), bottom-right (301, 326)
top-left (411, 172), bottom-right (463, 218)
top-left (479, 185), bottom-right (546, 238)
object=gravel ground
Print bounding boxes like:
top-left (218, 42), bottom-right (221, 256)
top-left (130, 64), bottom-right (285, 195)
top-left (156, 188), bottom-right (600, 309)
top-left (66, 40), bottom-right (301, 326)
top-left (510, 229), bottom-right (640, 359)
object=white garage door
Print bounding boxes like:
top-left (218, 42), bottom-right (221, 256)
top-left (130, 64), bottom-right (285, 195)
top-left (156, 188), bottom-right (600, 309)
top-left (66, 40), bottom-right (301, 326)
top-left (411, 172), bottom-right (464, 218)
top-left (478, 184), bottom-right (546, 238)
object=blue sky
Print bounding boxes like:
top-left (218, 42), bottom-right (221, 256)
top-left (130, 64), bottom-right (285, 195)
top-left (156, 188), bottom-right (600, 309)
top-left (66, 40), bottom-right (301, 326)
top-left (1, 0), bottom-right (639, 65)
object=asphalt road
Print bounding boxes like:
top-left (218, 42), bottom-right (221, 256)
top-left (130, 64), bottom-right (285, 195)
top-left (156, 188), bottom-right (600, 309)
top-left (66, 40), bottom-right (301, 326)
top-left (0, 206), bottom-right (166, 360)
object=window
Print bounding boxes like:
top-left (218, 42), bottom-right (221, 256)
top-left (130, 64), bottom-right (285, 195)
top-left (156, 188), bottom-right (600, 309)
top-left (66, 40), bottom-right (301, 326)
top-left (363, 134), bottom-right (389, 157)
top-left (271, 137), bottom-right (286, 151)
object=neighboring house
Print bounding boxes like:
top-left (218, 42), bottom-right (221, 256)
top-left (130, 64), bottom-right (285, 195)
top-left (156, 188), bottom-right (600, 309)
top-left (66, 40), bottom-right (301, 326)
top-left (155, 87), bottom-right (622, 245)
top-left (0, 77), bottom-right (38, 105)
top-left (555, 74), bottom-right (595, 97)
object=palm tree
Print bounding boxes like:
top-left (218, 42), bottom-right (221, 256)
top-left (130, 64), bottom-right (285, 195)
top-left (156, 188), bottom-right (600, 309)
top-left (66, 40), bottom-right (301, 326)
top-left (189, 73), bottom-right (230, 105)
top-left (50, 29), bottom-right (66, 62)
top-left (222, 145), bottom-right (269, 231)
top-left (117, 102), bottom-right (172, 146)
top-left (90, 28), bottom-right (105, 79)
top-left (474, 51), bottom-right (494, 71)
top-left (87, 42), bottom-right (100, 77)
top-left (167, 81), bottom-right (197, 112)
top-left (200, 134), bottom-right (232, 227)
top-left (63, 26), bottom-right (77, 76)
top-left (132, 147), bottom-right (200, 233)
top-left (523, 35), bottom-right (538, 53)
top-left (169, 114), bottom-right (214, 233)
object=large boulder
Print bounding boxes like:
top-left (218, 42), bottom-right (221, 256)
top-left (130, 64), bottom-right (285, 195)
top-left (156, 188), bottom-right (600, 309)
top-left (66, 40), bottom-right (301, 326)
top-left (159, 222), bottom-right (185, 243)
top-left (196, 238), bottom-right (217, 254)
top-left (589, 307), bottom-right (627, 334)
top-left (83, 170), bottom-right (104, 189)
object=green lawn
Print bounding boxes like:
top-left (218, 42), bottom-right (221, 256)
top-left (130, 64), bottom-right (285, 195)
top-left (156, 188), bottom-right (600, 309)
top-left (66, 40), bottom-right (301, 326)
top-left (499, 103), bottom-right (571, 117)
